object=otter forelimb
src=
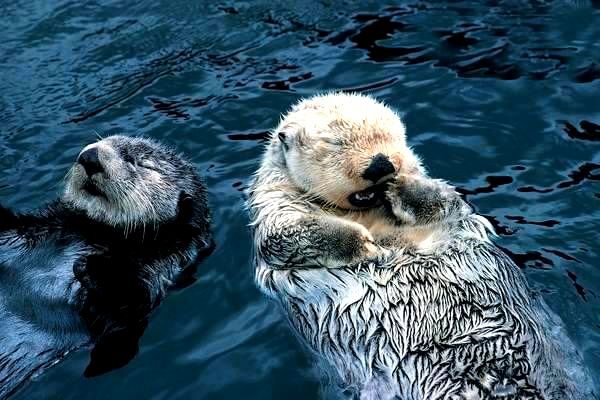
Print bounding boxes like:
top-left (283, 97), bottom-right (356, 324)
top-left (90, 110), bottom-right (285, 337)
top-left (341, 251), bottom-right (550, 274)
top-left (256, 212), bottom-right (376, 269)
top-left (384, 174), bottom-right (471, 226)
top-left (73, 250), bottom-right (161, 377)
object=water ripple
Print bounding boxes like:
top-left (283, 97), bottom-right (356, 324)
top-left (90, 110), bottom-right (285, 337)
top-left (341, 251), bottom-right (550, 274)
top-left (2, 0), bottom-right (599, 398)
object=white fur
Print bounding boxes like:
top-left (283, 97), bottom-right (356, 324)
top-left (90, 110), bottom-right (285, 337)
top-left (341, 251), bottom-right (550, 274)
top-left (248, 92), bottom-right (595, 400)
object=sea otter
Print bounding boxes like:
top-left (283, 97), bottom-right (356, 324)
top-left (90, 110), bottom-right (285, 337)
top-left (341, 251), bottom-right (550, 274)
top-left (0, 135), bottom-right (212, 399)
top-left (248, 93), bottom-right (595, 399)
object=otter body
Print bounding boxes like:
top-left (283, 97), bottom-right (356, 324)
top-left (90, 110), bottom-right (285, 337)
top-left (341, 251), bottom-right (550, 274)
top-left (0, 136), bottom-right (211, 399)
top-left (248, 93), bottom-right (594, 399)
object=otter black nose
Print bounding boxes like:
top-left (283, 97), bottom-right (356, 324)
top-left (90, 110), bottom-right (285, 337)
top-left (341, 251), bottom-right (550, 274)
top-left (78, 148), bottom-right (104, 176)
top-left (362, 153), bottom-right (395, 183)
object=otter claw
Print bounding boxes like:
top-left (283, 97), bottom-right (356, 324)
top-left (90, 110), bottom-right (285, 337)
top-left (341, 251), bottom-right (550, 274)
top-left (364, 241), bottom-right (378, 257)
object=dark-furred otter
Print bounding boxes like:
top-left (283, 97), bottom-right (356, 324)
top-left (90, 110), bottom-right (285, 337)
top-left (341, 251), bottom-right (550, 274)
top-left (0, 135), bottom-right (212, 399)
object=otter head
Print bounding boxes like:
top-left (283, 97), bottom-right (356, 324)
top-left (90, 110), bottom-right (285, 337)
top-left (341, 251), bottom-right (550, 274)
top-left (274, 92), bottom-right (423, 210)
top-left (64, 135), bottom-right (206, 230)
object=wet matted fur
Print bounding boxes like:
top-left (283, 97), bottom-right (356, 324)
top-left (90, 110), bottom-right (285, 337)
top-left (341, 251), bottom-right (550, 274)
top-left (0, 135), bottom-right (212, 399)
top-left (248, 93), bottom-right (595, 399)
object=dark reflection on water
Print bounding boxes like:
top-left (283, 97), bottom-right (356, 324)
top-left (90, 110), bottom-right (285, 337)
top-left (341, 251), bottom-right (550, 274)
top-left (1, 0), bottom-right (599, 398)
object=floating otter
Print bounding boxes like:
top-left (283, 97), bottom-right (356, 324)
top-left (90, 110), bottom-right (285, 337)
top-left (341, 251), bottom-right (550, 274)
top-left (0, 135), bottom-right (212, 399)
top-left (248, 93), bottom-right (595, 399)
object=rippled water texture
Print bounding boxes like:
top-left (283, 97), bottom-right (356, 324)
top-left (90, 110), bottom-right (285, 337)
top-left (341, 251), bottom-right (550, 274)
top-left (1, 1), bottom-right (599, 398)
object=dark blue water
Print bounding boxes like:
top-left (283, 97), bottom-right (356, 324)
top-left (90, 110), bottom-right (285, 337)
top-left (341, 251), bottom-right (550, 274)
top-left (1, 1), bottom-right (599, 398)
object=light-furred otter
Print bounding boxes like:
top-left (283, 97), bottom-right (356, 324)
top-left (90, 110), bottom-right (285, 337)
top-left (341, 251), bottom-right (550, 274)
top-left (248, 93), bottom-right (595, 399)
top-left (0, 135), bottom-right (212, 399)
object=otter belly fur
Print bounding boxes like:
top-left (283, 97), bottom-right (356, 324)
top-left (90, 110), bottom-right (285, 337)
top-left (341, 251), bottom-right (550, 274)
top-left (0, 228), bottom-right (88, 399)
top-left (248, 93), bottom-right (595, 399)
top-left (0, 135), bottom-right (212, 399)
top-left (255, 217), bottom-right (593, 399)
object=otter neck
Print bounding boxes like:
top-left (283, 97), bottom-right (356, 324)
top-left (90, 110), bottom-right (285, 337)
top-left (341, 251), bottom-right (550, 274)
top-left (44, 201), bottom-right (203, 253)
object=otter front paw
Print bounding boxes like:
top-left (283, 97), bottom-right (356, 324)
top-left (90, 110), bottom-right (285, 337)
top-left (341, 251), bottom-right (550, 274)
top-left (262, 214), bottom-right (384, 268)
top-left (384, 174), bottom-right (466, 225)
top-left (351, 223), bottom-right (378, 259)
top-left (73, 249), bottom-right (112, 295)
top-left (324, 220), bottom-right (380, 266)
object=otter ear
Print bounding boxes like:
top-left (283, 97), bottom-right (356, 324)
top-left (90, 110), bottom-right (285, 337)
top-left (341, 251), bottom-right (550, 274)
top-left (278, 131), bottom-right (289, 151)
top-left (177, 191), bottom-right (194, 221)
top-left (277, 124), bottom-right (308, 149)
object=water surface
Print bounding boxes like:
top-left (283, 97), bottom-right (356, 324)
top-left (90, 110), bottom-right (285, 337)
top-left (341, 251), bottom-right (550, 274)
top-left (1, 1), bottom-right (599, 398)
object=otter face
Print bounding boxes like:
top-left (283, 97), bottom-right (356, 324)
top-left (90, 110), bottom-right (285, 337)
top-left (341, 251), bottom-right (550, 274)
top-left (64, 135), bottom-right (200, 229)
top-left (275, 93), bottom-right (423, 210)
